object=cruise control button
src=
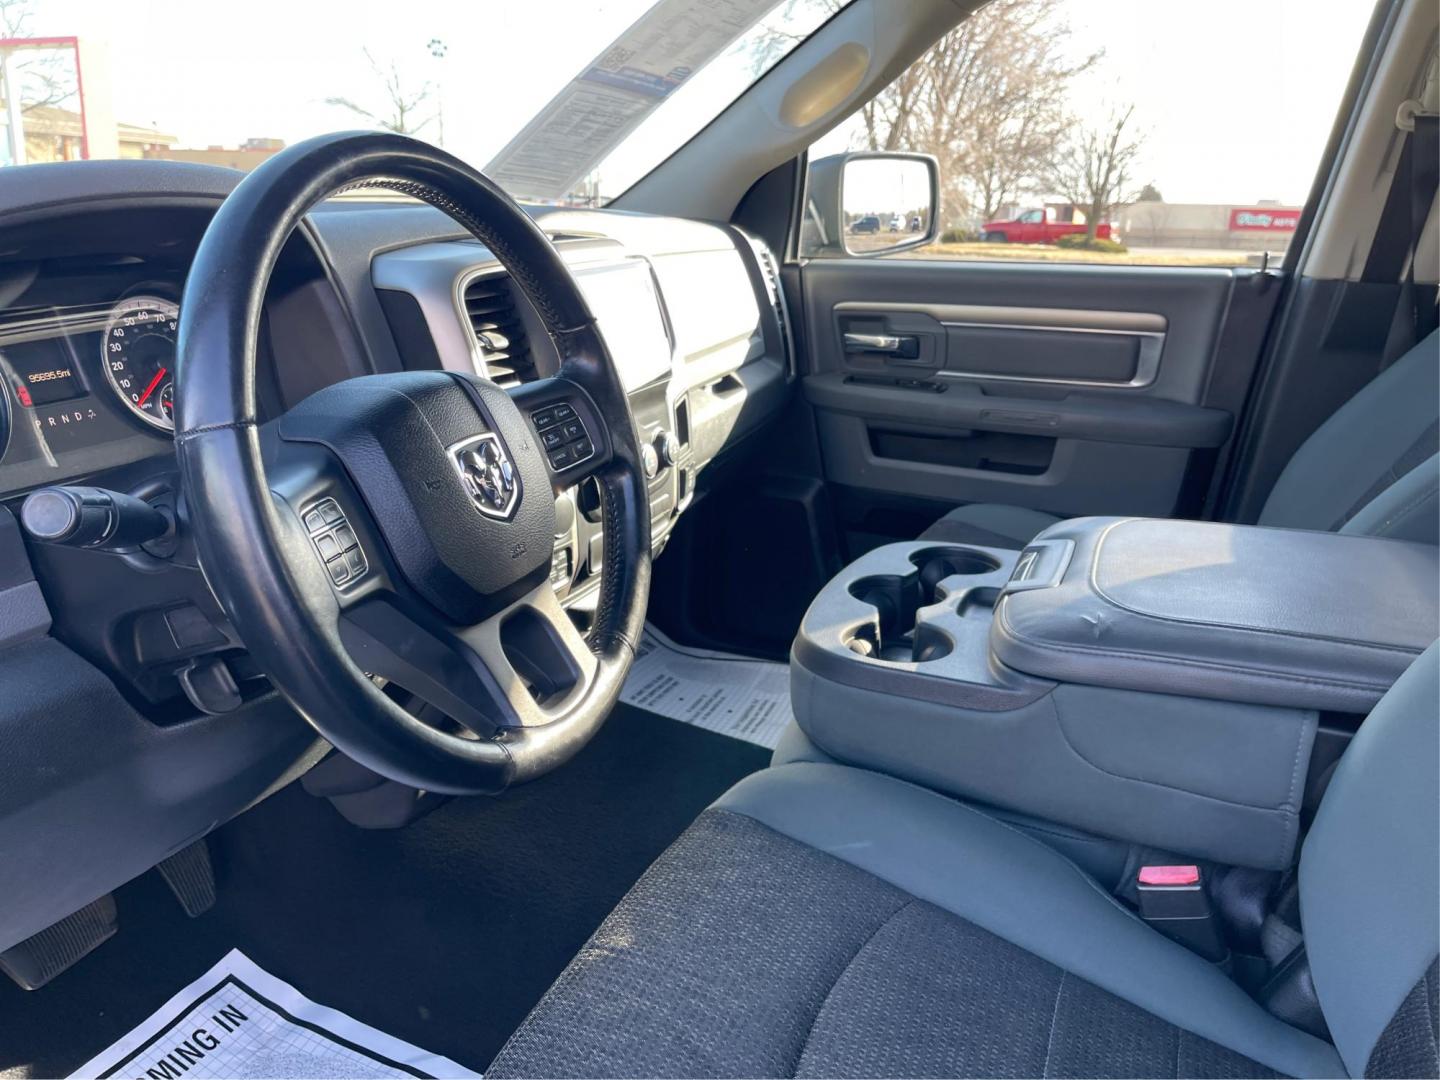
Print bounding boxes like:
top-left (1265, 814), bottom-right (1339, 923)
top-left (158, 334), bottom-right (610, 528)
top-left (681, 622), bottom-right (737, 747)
top-left (345, 547), bottom-right (366, 575)
top-left (316, 533), bottom-right (340, 560)
top-left (554, 403), bottom-right (576, 422)
top-left (541, 428), bottom-right (564, 450)
top-left (548, 445), bottom-right (574, 469)
top-left (334, 524), bottom-right (357, 550)
top-left (326, 556), bottom-right (348, 584)
top-left (572, 438), bottom-right (593, 460)
top-left (532, 407), bottom-right (558, 429)
top-left (560, 420), bottom-right (585, 442)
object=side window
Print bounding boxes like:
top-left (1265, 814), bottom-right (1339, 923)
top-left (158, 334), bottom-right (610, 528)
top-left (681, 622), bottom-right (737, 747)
top-left (804, 0), bottom-right (1374, 267)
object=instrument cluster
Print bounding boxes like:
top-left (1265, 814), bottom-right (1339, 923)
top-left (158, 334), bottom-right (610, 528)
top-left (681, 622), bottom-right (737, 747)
top-left (0, 289), bottom-right (183, 494)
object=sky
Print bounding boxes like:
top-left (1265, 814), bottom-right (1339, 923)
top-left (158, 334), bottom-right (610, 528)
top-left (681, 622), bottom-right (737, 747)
top-left (22, 0), bottom-right (1376, 207)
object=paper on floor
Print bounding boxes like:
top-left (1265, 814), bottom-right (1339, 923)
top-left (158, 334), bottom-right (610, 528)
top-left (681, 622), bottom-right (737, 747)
top-left (69, 948), bottom-right (479, 1080)
top-left (620, 624), bottom-right (792, 749)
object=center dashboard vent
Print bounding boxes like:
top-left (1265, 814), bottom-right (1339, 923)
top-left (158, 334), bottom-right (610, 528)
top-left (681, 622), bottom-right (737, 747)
top-left (463, 272), bottom-right (536, 388)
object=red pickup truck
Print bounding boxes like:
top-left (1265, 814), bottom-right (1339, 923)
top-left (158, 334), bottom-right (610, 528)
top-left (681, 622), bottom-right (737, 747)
top-left (980, 208), bottom-right (1115, 244)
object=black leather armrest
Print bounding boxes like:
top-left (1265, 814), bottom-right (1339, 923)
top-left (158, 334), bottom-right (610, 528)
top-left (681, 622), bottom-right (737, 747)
top-left (991, 518), bottom-right (1439, 712)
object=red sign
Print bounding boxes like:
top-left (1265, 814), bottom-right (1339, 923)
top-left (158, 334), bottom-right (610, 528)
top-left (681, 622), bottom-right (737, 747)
top-left (1229, 207), bottom-right (1300, 231)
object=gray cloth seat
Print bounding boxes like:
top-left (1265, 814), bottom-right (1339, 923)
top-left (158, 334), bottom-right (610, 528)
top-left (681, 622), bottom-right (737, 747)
top-left (489, 647), bottom-right (1439, 1078)
top-left (922, 330), bottom-right (1440, 549)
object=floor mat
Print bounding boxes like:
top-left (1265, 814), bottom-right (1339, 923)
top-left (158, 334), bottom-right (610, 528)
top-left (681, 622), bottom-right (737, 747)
top-left (0, 703), bottom-right (769, 1079)
top-left (70, 949), bottom-right (476, 1079)
top-left (619, 624), bottom-right (793, 749)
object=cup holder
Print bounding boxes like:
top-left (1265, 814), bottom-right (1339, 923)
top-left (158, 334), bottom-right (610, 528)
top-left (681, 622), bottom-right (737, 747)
top-left (909, 545), bottom-right (1002, 597)
top-left (844, 546), bottom-right (1001, 664)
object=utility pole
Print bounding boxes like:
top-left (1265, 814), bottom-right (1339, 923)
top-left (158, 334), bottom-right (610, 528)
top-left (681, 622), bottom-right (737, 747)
top-left (1, 47), bottom-right (26, 166)
top-left (427, 38), bottom-right (447, 147)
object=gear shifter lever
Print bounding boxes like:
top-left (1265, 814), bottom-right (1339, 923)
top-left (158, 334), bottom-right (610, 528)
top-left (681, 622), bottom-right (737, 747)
top-left (20, 484), bottom-right (171, 553)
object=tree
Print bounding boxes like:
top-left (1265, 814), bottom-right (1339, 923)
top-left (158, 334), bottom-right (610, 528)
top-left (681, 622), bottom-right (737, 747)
top-left (0, 0), bottom-right (77, 115)
top-left (1138, 182), bottom-right (1163, 202)
top-left (1047, 104), bottom-right (1147, 242)
top-left (326, 49), bottom-right (434, 136)
top-left (854, 0), bottom-right (1099, 226)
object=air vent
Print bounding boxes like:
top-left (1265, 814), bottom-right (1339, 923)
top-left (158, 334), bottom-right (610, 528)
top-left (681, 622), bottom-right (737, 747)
top-left (749, 240), bottom-right (794, 370)
top-left (463, 273), bottom-right (536, 388)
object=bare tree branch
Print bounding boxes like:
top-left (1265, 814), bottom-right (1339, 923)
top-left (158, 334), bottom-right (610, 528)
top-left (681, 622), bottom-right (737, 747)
top-left (1046, 103), bottom-right (1148, 242)
top-left (849, 0), bottom-right (1101, 225)
top-left (0, 0), bottom-right (78, 114)
top-left (326, 48), bottom-right (434, 136)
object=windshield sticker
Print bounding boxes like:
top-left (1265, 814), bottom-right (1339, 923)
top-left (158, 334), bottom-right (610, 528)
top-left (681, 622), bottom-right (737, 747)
top-left (485, 0), bottom-right (780, 200)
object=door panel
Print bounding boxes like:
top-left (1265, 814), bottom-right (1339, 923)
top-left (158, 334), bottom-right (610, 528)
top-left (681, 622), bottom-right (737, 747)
top-left (798, 258), bottom-right (1246, 534)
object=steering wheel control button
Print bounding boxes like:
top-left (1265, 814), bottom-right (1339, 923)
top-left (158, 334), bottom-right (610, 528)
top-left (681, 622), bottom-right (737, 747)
top-left (304, 498), bottom-right (367, 588)
top-left (533, 406), bottom-right (595, 473)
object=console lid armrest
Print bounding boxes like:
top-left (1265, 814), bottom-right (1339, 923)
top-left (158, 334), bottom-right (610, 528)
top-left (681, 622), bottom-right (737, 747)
top-left (992, 518), bottom-right (1439, 712)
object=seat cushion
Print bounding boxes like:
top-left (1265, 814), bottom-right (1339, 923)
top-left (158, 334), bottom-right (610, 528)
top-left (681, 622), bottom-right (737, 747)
top-left (489, 764), bottom-right (1343, 1079)
top-left (919, 502), bottom-right (1063, 550)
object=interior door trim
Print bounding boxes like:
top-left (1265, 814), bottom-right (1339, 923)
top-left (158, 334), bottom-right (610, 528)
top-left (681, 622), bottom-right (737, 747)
top-left (833, 300), bottom-right (1168, 389)
top-left (934, 322), bottom-right (1164, 389)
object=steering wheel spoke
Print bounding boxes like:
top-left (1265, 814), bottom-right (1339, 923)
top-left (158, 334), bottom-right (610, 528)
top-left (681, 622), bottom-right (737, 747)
top-left (338, 582), bottom-right (597, 739)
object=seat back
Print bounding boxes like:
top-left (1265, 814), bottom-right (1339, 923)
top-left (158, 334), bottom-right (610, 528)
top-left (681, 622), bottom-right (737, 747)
top-left (1260, 331), bottom-right (1439, 543)
top-left (1300, 642), bottom-right (1439, 1077)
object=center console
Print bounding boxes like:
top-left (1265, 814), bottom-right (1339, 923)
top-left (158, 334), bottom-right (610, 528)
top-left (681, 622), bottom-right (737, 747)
top-left (791, 517), bottom-right (1438, 870)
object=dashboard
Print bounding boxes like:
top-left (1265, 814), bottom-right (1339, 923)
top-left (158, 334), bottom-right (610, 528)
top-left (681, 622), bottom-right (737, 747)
top-left (0, 159), bottom-right (792, 957)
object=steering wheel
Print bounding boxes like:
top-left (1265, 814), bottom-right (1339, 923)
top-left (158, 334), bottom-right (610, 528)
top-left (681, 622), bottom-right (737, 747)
top-left (174, 132), bottom-right (651, 795)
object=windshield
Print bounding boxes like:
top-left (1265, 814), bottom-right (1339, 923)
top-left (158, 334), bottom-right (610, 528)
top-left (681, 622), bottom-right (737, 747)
top-left (0, 0), bottom-right (842, 204)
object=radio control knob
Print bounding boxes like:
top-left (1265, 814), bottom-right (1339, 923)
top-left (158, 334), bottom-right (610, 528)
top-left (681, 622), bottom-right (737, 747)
top-left (655, 429), bottom-right (679, 468)
top-left (640, 442), bottom-right (659, 480)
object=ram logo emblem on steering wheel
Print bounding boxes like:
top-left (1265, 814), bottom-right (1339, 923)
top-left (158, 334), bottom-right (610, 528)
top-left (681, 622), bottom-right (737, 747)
top-left (450, 433), bottom-right (518, 520)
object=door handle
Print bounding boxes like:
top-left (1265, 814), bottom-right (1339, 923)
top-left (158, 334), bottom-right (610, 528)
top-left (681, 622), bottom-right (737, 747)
top-left (843, 331), bottom-right (922, 360)
top-left (844, 332), bottom-right (904, 352)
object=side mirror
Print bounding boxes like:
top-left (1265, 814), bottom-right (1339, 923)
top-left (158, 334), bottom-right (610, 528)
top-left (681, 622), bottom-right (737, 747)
top-left (801, 151), bottom-right (939, 258)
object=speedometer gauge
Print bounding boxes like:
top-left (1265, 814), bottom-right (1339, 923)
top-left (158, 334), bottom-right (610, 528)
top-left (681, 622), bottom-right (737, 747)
top-left (102, 296), bottom-right (179, 432)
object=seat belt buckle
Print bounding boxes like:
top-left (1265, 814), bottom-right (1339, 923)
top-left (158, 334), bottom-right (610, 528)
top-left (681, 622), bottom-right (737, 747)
top-left (1136, 865), bottom-right (1229, 963)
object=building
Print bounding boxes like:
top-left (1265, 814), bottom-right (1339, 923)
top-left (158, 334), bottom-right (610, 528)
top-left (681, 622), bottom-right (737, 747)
top-left (1117, 200), bottom-right (1301, 251)
top-left (6, 103), bottom-right (176, 163)
top-left (145, 137), bottom-right (286, 173)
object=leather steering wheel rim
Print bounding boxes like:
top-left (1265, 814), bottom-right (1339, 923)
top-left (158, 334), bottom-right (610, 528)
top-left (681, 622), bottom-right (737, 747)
top-left (175, 131), bottom-right (651, 795)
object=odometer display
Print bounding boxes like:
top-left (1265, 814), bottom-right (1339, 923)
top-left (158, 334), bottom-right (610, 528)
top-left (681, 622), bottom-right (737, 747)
top-left (102, 296), bottom-right (179, 432)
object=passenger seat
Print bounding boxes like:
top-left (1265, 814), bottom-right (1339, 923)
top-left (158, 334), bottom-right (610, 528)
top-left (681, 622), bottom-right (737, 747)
top-left (922, 329), bottom-right (1440, 548)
